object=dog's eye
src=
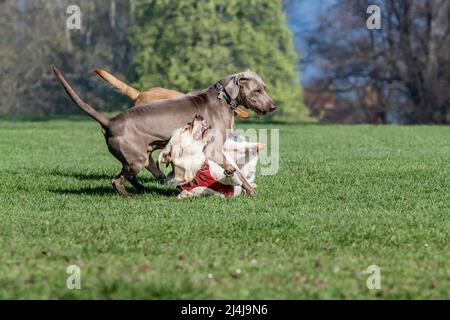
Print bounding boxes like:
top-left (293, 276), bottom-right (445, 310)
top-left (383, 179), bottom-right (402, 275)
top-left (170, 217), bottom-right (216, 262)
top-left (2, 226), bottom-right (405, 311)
top-left (255, 90), bottom-right (262, 94)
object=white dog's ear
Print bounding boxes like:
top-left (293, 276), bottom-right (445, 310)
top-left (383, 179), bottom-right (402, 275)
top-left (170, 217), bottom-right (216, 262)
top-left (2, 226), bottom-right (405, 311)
top-left (256, 143), bottom-right (266, 152)
top-left (249, 143), bottom-right (266, 155)
top-left (157, 146), bottom-right (172, 168)
top-left (202, 126), bottom-right (214, 145)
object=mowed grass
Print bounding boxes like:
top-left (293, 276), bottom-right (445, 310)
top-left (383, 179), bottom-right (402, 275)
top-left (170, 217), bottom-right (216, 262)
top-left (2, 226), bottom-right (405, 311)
top-left (0, 118), bottom-right (449, 299)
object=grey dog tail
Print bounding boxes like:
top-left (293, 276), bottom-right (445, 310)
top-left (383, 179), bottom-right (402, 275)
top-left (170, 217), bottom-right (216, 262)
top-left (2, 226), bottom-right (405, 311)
top-left (53, 67), bottom-right (110, 128)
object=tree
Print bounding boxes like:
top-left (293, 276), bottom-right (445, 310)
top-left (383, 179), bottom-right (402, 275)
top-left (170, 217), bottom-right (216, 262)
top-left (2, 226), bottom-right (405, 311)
top-left (304, 0), bottom-right (450, 124)
top-left (0, 0), bottom-right (133, 117)
top-left (129, 0), bottom-right (309, 121)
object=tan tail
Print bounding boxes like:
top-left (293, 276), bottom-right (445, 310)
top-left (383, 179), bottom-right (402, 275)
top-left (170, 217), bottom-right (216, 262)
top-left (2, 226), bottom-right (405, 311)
top-left (95, 69), bottom-right (140, 101)
top-left (53, 67), bottom-right (109, 128)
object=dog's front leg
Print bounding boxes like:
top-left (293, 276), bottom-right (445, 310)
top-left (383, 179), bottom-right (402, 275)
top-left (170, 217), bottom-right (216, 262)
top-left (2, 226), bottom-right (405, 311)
top-left (231, 167), bottom-right (256, 195)
top-left (204, 133), bottom-right (256, 195)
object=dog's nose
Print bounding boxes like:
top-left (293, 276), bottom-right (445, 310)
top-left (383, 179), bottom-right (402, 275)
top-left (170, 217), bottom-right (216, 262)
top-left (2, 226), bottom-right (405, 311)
top-left (194, 114), bottom-right (204, 121)
top-left (270, 104), bottom-right (277, 111)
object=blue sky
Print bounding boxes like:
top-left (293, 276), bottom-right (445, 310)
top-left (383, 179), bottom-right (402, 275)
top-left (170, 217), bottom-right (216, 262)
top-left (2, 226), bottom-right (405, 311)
top-left (285, 0), bottom-right (335, 85)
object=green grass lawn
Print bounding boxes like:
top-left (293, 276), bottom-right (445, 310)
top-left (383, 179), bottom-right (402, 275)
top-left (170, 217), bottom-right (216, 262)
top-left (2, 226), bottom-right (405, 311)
top-left (0, 118), bottom-right (448, 299)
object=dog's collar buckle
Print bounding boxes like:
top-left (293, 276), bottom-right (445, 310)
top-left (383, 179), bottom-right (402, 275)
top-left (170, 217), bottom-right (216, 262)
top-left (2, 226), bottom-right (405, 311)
top-left (229, 101), bottom-right (238, 110)
top-left (217, 90), bottom-right (227, 101)
top-left (214, 82), bottom-right (238, 110)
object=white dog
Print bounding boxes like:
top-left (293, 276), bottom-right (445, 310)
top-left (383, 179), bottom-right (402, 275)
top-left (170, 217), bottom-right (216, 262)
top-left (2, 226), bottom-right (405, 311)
top-left (158, 115), bottom-right (264, 198)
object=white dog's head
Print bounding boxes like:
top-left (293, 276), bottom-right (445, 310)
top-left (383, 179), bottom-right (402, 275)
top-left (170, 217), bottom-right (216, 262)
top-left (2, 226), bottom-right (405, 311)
top-left (158, 115), bottom-right (212, 186)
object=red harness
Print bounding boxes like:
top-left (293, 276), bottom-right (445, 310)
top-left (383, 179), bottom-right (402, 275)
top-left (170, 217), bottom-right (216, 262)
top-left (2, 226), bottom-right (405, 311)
top-left (177, 161), bottom-right (235, 197)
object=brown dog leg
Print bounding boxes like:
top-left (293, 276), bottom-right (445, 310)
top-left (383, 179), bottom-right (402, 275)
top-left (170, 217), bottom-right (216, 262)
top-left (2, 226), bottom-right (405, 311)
top-left (128, 176), bottom-right (149, 194)
top-left (112, 172), bottom-right (131, 197)
top-left (146, 153), bottom-right (166, 179)
top-left (223, 164), bottom-right (236, 176)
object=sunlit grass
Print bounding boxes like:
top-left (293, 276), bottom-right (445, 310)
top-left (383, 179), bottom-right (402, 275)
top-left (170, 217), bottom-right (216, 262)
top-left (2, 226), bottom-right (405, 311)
top-left (0, 118), bottom-right (448, 299)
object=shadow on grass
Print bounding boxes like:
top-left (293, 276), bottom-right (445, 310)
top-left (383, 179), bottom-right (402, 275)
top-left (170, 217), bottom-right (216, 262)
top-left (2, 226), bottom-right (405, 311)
top-left (52, 170), bottom-right (112, 181)
top-left (49, 169), bottom-right (177, 196)
top-left (50, 184), bottom-right (179, 197)
top-left (51, 185), bottom-right (117, 196)
top-left (50, 169), bottom-right (162, 184)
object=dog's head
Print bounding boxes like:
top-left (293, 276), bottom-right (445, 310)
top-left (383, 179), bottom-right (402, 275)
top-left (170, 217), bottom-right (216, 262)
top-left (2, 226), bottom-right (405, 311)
top-left (223, 70), bottom-right (277, 115)
top-left (158, 115), bottom-right (211, 186)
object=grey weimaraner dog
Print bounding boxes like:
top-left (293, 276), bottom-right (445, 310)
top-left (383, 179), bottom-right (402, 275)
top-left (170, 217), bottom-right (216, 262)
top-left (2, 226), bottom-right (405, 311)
top-left (53, 67), bottom-right (277, 196)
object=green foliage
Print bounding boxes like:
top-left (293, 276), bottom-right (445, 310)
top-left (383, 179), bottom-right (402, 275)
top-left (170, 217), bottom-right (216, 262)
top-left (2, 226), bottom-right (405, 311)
top-left (1, 119), bottom-right (449, 298)
top-left (130, 0), bottom-right (309, 121)
top-left (0, 0), bottom-right (133, 116)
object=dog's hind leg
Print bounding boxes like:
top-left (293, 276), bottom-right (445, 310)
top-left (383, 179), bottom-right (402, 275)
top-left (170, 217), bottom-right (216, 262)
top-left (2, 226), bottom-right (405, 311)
top-left (112, 169), bottom-right (131, 197)
top-left (111, 139), bottom-right (150, 196)
top-left (123, 157), bottom-right (149, 194)
top-left (146, 150), bottom-right (166, 179)
top-left (110, 157), bottom-right (149, 197)
top-left (128, 176), bottom-right (149, 194)
top-left (112, 165), bottom-right (148, 196)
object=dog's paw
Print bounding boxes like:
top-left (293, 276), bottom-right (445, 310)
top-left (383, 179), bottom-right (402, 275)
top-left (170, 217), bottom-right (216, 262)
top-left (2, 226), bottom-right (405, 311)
top-left (177, 194), bottom-right (187, 199)
top-left (177, 190), bottom-right (193, 199)
top-left (243, 187), bottom-right (257, 196)
top-left (224, 166), bottom-right (236, 177)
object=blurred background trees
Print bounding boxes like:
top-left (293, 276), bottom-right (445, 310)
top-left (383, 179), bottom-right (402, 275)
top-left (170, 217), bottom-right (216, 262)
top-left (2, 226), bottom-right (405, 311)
top-left (0, 0), bottom-right (308, 121)
top-left (130, 0), bottom-right (307, 120)
top-left (286, 0), bottom-right (450, 124)
top-left (1, 0), bottom-right (449, 123)
top-left (0, 0), bottom-right (133, 118)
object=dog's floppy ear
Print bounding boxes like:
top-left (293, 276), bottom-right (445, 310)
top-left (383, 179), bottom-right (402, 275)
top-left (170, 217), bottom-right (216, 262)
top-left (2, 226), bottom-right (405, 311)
top-left (239, 70), bottom-right (265, 87)
top-left (256, 143), bottom-right (266, 152)
top-left (224, 72), bottom-right (249, 99)
top-left (224, 76), bottom-right (240, 100)
top-left (202, 125), bottom-right (214, 145)
top-left (235, 72), bottom-right (251, 87)
top-left (249, 143), bottom-right (266, 155)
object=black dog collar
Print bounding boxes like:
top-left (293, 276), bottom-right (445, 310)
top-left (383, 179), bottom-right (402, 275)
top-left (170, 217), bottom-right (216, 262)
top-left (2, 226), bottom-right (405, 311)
top-left (214, 81), bottom-right (238, 110)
